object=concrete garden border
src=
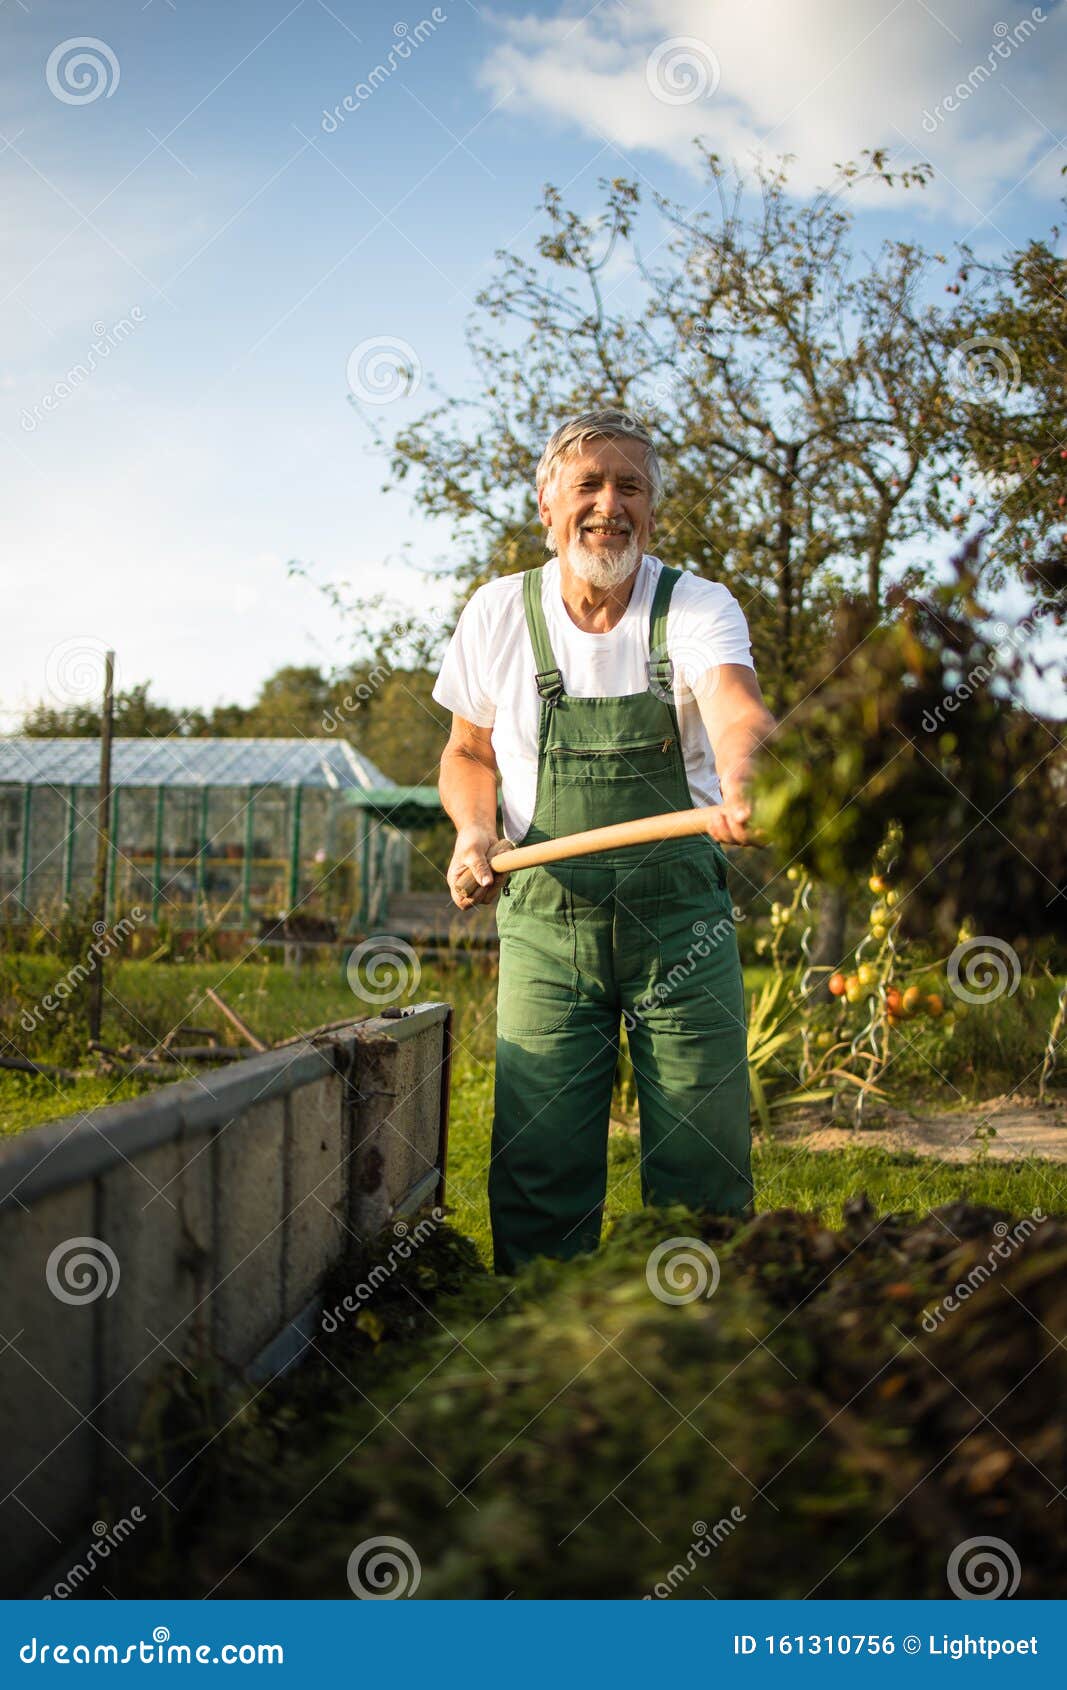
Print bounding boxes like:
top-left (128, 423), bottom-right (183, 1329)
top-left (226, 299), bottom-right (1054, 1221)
top-left (0, 1002), bottom-right (452, 1593)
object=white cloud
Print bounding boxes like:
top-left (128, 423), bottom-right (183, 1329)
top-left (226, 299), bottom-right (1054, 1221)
top-left (479, 0), bottom-right (1066, 217)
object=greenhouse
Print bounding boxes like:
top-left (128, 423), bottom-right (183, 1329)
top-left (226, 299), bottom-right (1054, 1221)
top-left (0, 738), bottom-right (440, 935)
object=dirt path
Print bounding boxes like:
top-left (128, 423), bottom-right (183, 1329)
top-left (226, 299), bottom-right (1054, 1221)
top-left (768, 1092), bottom-right (1067, 1162)
top-left (610, 1093), bottom-right (1067, 1161)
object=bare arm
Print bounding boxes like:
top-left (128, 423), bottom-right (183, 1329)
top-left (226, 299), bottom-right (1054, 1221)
top-left (694, 664), bottom-right (776, 846)
top-left (439, 715), bottom-right (503, 909)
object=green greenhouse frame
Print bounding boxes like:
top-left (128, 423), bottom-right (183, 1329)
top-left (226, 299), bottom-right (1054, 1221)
top-left (0, 738), bottom-right (442, 935)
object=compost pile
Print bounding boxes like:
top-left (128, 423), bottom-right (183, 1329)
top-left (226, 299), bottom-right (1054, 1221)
top-left (110, 1196), bottom-right (1067, 1600)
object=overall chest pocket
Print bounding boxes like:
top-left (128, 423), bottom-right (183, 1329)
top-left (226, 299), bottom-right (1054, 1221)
top-left (549, 737), bottom-right (676, 782)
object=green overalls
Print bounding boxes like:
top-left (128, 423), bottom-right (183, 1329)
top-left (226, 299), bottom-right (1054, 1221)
top-left (489, 563), bottom-right (752, 1275)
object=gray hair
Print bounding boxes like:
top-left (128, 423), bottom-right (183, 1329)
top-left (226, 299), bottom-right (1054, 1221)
top-left (535, 408), bottom-right (664, 511)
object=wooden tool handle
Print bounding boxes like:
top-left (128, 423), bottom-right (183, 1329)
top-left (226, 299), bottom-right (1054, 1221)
top-left (453, 807), bottom-right (722, 897)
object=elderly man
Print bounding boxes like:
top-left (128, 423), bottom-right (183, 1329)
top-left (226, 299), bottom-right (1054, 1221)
top-left (433, 409), bottom-right (775, 1275)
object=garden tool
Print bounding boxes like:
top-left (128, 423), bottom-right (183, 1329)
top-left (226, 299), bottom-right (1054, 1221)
top-left (453, 803), bottom-right (726, 897)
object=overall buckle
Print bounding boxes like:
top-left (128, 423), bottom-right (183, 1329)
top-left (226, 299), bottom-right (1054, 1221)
top-left (648, 657), bottom-right (675, 693)
top-left (535, 667), bottom-right (565, 707)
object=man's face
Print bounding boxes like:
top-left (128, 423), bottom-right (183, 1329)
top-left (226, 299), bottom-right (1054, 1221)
top-left (539, 434), bottom-right (656, 587)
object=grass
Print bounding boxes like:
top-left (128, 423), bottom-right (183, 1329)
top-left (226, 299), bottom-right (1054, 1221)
top-left (3, 953), bottom-right (1064, 1230)
top-left (444, 1073), bottom-right (1064, 1267)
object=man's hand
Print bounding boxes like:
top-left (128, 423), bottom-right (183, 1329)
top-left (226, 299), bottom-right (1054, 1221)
top-left (447, 826), bottom-right (503, 910)
top-left (709, 768), bottom-right (758, 847)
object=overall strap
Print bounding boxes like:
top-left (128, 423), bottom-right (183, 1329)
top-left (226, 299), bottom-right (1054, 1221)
top-left (522, 567), bottom-right (565, 705)
top-left (648, 563), bottom-right (682, 695)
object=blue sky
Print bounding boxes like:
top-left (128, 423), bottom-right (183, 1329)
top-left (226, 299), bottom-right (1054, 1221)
top-left (2, 0), bottom-right (1065, 722)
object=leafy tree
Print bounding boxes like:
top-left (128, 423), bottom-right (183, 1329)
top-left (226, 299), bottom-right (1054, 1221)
top-left (365, 149), bottom-right (969, 711)
top-left (239, 665), bottom-right (334, 737)
top-left (18, 682), bottom-right (208, 738)
top-left (940, 225), bottom-right (1067, 615)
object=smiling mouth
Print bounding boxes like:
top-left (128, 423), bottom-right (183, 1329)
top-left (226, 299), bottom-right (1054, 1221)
top-left (582, 524), bottom-right (631, 538)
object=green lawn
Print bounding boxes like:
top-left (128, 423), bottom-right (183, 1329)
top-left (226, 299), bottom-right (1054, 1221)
top-left (3, 955), bottom-right (1064, 1254)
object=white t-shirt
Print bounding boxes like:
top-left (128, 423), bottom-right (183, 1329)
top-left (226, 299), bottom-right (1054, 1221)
top-left (432, 555), bottom-right (755, 843)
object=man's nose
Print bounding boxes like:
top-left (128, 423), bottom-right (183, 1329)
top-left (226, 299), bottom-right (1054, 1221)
top-left (593, 486), bottom-right (627, 519)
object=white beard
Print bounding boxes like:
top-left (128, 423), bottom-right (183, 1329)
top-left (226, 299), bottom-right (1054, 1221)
top-left (551, 526), bottom-right (643, 589)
